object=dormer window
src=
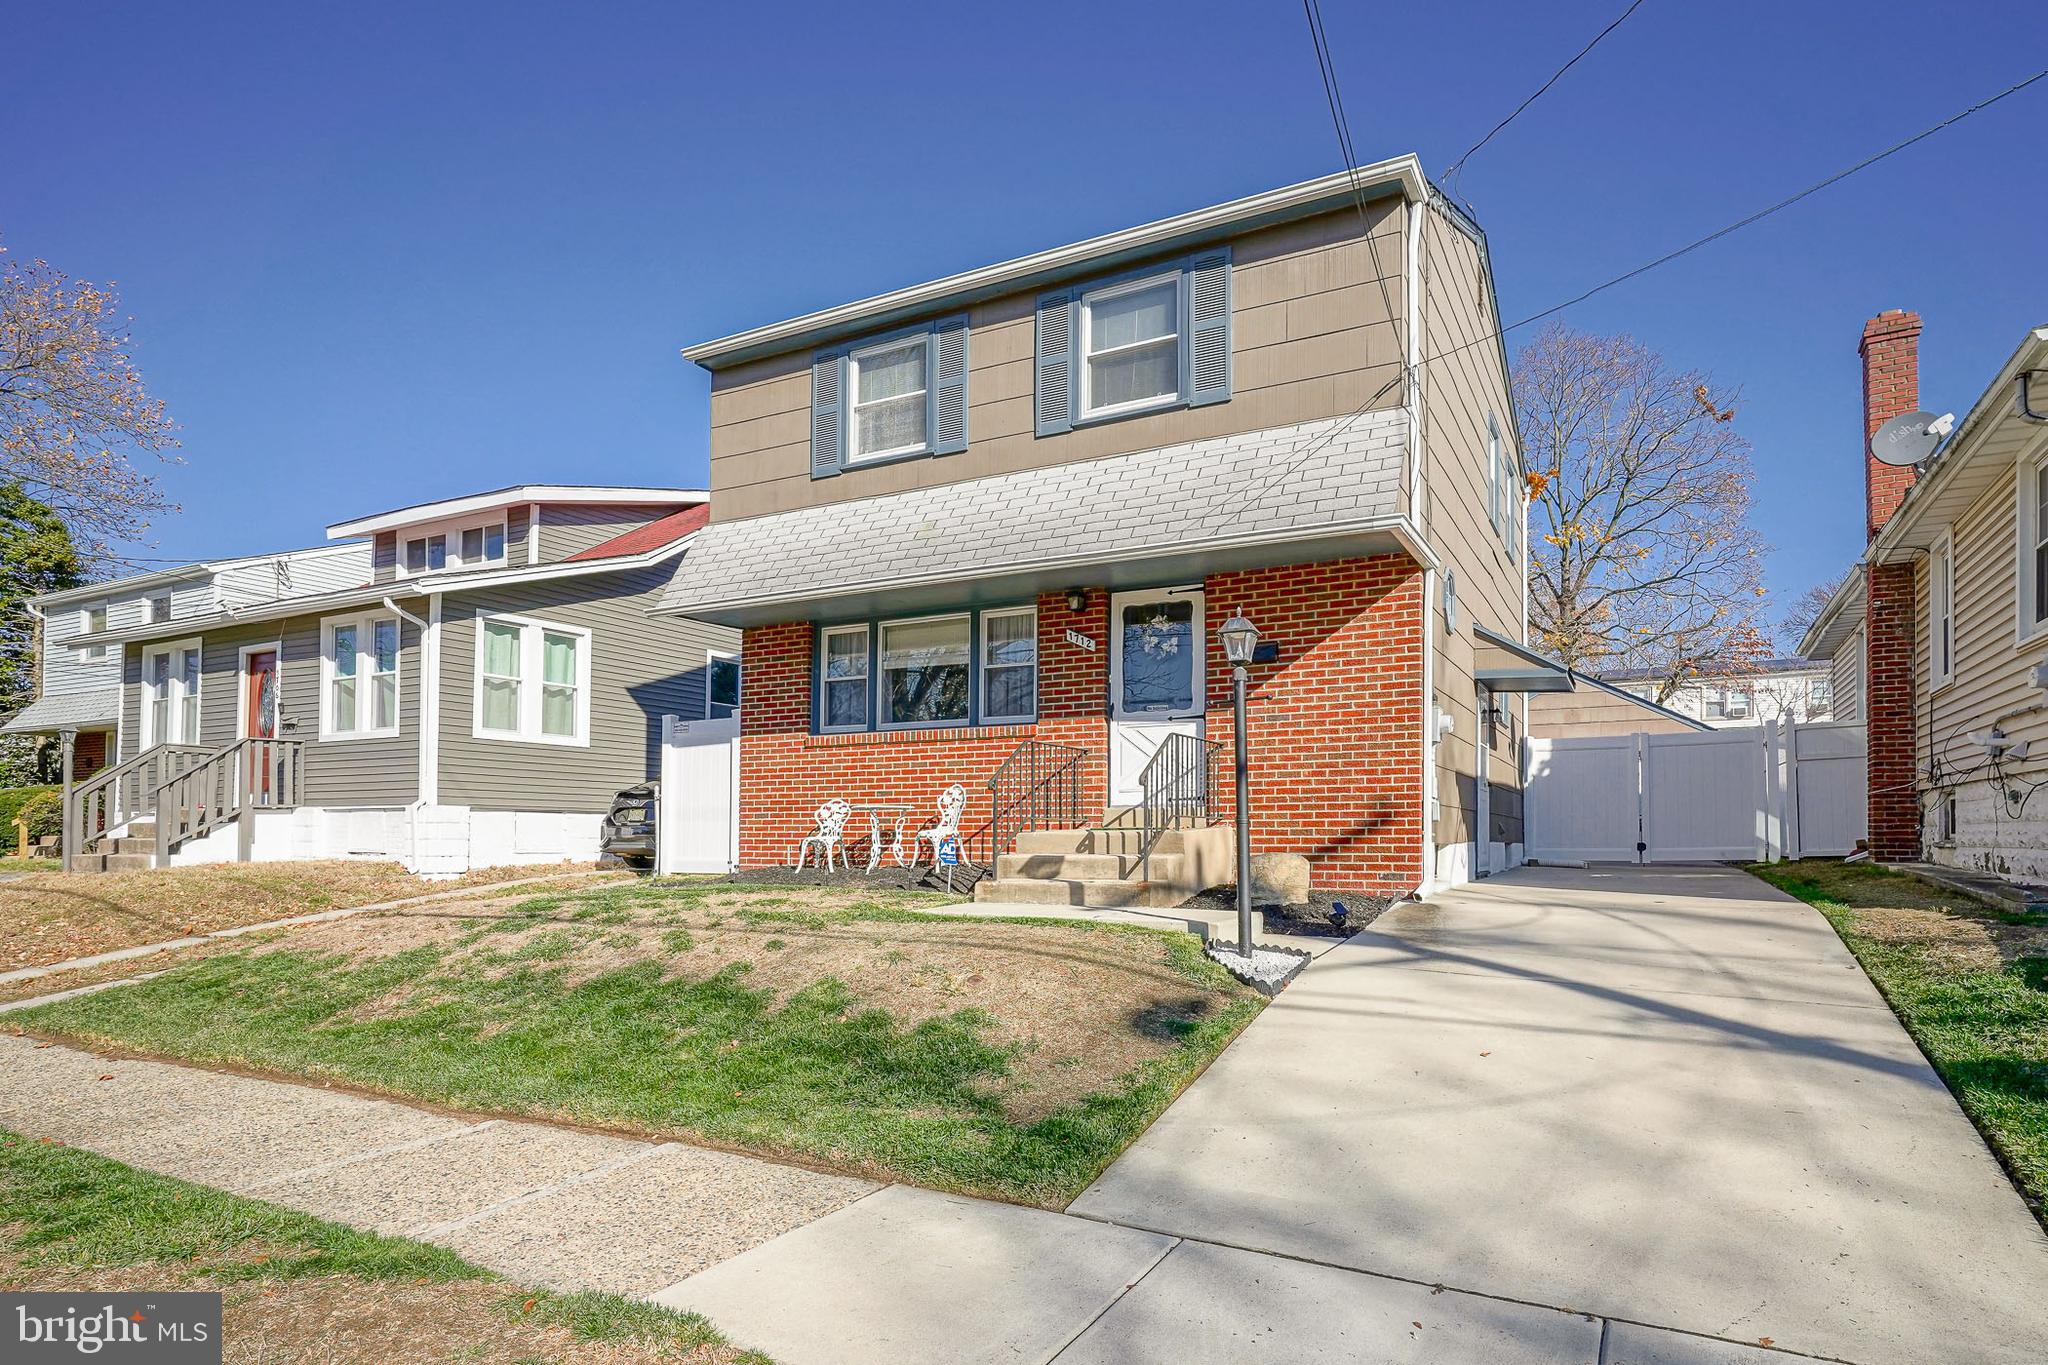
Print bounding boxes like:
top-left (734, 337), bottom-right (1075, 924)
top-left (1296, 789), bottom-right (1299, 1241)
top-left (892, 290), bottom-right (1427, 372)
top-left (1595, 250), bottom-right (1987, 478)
top-left (400, 517), bottom-right (508, 577)
top-left (849, 337), bottom-right (929, 463)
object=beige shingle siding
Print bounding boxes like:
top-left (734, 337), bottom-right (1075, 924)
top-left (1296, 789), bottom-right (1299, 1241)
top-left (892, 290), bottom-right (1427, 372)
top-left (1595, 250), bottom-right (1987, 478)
top-left (1831, 628), bottom-right (1864, 723)
top-left (436, 563), bottom-right (739, 812)
top-left (660, 413), bottom-right (1408, 617)
top-left (1417, 200), bottom-right (1526, 850)
top-left (535, 503), bottom-right (678, 562)
top-left (705, 203), bottom-right (1410, 524)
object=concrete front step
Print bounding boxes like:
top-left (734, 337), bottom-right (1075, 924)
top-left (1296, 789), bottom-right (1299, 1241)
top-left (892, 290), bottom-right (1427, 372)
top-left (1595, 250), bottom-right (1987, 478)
top-left (68, 852), bottom-right (155, 874)
top-left (1010, 825), bottom-right (1225, 858)
top-left (973, 877), bottom-right (1189, 909)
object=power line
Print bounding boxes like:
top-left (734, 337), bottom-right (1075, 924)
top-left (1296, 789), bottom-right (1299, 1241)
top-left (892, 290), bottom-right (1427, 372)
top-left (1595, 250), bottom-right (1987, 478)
top-left (1442, 0), bottom-right (1650, 193)
top-left (1245, 65), bottom-right (2048, 515)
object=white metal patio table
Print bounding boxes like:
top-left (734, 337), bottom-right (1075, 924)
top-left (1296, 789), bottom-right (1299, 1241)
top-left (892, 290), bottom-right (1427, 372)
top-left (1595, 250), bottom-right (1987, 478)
top-left (848, 803), bottom-right (914, 873)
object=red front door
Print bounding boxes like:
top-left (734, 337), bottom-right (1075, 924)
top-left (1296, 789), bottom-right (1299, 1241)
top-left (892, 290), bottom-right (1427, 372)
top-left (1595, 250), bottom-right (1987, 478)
top-left (245, 650), bottom-right (278, 800)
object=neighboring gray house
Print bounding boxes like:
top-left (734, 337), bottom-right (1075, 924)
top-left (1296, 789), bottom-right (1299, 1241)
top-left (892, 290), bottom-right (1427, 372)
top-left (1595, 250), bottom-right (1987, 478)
top-left (66, 486), bottom-right (737, 874)
top-left (4, 542), bottom-right (374, 780)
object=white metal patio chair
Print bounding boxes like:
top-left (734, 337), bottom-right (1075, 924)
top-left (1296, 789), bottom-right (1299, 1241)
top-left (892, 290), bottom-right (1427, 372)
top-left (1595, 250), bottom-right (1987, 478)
top-left (911, 784), bottom-right (969, 867)
top-left (795, 799), bottom-right (854, 872)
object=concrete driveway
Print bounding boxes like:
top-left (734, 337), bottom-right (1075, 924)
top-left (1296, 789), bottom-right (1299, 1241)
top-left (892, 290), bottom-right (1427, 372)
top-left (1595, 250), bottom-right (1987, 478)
top-left (1072, 864), bottom-right (2048, 1365)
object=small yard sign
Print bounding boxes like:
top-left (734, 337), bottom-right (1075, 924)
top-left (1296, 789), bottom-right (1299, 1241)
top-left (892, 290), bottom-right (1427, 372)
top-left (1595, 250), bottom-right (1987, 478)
top-left (938, 837), bottom-right (960, 866)
top-left (1065, 629), bottom-right (1098, 652)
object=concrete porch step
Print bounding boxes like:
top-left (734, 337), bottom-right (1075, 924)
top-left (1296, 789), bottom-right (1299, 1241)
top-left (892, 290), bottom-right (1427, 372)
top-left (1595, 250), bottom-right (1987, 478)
top-left (972, 877), bottom-right (1189, 909)
top-left (995, 851), bottom-right (1188, 883)
top-left (67, 851), bottom-right (155, 874)
top-left (1010, 825), bottom-right (1222, 858)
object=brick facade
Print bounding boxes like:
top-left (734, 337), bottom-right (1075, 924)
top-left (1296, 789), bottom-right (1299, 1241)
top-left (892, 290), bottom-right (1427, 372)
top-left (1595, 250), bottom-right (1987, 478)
top-left (1859, 310), bottom-right (1922, 862)
top-left (736, 555), bottom-right (1426, 892)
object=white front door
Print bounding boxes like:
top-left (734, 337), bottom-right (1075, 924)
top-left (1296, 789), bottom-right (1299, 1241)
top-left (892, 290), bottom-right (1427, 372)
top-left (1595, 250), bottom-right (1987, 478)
top-left (1108, 586), bottom-right (1205, 807)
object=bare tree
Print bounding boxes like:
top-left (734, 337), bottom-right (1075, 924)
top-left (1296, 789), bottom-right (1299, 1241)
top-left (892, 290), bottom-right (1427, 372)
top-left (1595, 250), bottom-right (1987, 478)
top-left (1779, 572), bottom-right (1851, 654)
top-left (1519, 324), bottom-right (1771, 702)
top-left (0, 245), bottom-right (179, 557)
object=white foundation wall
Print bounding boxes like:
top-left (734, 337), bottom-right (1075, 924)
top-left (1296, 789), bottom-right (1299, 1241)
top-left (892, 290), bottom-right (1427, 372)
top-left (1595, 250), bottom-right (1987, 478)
top-left (1928, 779), bottom-right (2048, 883)
top-left (167, 804), bottom-right (600, 875)
top-left (1429, 838), bottom-right (1528, 894)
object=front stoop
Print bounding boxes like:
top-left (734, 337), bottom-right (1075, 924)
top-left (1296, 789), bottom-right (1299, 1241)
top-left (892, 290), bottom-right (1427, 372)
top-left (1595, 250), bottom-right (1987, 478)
top-left (974, 824), bottom-right (1225, 910)
top-left (68, 822), bottom-right (158, 874)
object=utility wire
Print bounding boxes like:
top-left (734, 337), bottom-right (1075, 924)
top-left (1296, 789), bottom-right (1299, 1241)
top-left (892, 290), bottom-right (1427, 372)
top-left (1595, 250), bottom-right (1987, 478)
top-left (1441, 0), bottom-right (1651, 193)
top-left (1244, 65), bottom-right (2048, 515)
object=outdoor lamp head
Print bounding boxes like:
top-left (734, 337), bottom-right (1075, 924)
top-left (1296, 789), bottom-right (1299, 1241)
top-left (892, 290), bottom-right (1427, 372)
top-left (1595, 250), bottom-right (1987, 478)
top-left (1219, 613), bottom-right (1260, 665)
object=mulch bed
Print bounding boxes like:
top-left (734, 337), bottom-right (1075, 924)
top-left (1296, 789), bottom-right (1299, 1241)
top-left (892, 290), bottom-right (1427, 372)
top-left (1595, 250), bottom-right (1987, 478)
top-left (1184, 887), bottom-right (1396, 939)
top-left (718, 863), bottom-right (985, 895)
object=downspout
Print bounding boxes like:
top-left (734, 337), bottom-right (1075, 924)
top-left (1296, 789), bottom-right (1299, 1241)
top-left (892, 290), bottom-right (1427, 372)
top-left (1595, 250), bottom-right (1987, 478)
top-left (1406, 195), bottom-right (1426, 527)
top-left (1419, 565), bottom-right (1438, 896)
top-left (2020, 371), bottom-right (2048, 423)
top-left (383, 596), bottom-right (437, 809)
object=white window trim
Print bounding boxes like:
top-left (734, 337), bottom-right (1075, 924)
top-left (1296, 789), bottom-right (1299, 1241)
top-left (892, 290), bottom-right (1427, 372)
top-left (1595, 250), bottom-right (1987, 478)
top-left (320, 612), bottom-right (402, 741)
top-left (146, 591), bottom-right (173, 625)
top-left (2017, 442), bottom-right (2048, 645)
top-left (846, 335), bottom-right (931, 465)
top-left (140, 636), bottom-right (204, 748)
top-left (1931, 529), bottom-right (1956, 691)
top-left (235, 640), bottom-right (285, 740)
top-left (878, 611), bottom-right (973, 731)
top-left (1080, 271), bottom-right (1183, 421)
top-left (706, 648), bottom-right (741, 720)
top-left (818, 624), bottom-right (872, 734)
top-left (979, 605), bottom-right (1039, 724)
top-left (470, 612), bottom-right (592, 747)
top-left (396, 512), bottom-right (511, 579)
top-left (77, 601), bottom-right (110, 661)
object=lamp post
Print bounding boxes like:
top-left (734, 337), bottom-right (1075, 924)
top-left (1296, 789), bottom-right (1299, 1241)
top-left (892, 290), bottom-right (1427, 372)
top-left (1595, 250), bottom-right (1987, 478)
top-left (1218, 612), bottom-right (1260, 958)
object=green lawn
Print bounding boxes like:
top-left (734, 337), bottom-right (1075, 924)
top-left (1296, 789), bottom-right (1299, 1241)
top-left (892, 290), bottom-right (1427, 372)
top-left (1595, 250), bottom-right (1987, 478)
top-left (1750, 859), bottom-right (2048, 1219)
top-left (0, 1127), bottom-right (769, 1362)
top-left (13, 880), bottom-right (1263, 1207)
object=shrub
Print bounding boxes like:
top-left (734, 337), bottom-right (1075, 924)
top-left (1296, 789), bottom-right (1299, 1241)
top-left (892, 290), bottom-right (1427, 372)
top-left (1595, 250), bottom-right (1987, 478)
top-left (0, 784), bottom-right (56, 836)
top-left (17, 790), bottom-right (63, 842)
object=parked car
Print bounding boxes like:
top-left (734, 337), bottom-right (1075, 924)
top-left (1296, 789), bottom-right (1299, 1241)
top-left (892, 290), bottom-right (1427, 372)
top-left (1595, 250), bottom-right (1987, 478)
top-left (600, 782), bottom-right (658, 868)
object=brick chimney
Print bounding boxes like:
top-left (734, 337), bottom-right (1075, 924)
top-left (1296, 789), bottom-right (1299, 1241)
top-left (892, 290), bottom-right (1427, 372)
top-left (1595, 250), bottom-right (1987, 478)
top-left (1860, 309), bottom-right (1922, 862)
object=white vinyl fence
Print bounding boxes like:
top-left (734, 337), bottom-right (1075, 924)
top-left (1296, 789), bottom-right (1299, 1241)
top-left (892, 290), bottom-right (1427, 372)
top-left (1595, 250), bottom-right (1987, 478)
top-left (1525, 719), bottom-right (1865, 865)
top-left (657, 714), bottom-right (740, 875)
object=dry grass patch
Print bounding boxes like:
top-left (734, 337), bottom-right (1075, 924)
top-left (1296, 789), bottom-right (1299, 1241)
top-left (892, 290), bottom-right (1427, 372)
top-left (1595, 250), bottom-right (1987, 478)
top-left (17, 881), bottom-right (1263, 1205)
top-left (0, 860), bottom-right (617, 972)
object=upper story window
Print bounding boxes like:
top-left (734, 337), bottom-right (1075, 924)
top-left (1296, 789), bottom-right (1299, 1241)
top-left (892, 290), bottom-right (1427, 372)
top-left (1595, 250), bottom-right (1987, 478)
top-left (1035, 249), bottom-right (1231, 437)
top-left (1082, 274), bottom-right (1180, 419)
top-left (1487, 412), bottom-right (1518, 559)
top-left (817, 606), bottom-right (1038, 734)
top-left (849, 337), bottom-right (929, 463)
top-left (2024, 457), bottom-right (2048, 639)
top-left (1808, 677), bottom-right (1832, 709)
top-left (401, 517), bottom-right (507, 577)
top-left (811, 317), bottom-right (968, 479)
top-left (1930, 530), bottom-right (1955, 689)
top-left (76, 602), bottom-right (108, 660)
top-left (147, 593), bottom-right (172, 624)
top-left (322, 613), bottom-right (401, 739)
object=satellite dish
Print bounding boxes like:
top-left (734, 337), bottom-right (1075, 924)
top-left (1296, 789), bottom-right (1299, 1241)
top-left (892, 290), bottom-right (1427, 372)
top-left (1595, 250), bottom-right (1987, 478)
top-left (1872, 410), bottom-right (1944, 467)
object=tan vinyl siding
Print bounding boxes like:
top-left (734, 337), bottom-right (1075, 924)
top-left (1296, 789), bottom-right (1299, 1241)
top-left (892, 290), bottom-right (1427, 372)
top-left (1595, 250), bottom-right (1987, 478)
top-left (118, 608), bottom-right (423, 806)
top-left (534, 504), bottom-right (677, 563)
top-left (706, 202), bottom-right (1410, 523)
top-left (436, 564), bottom-right (740, 811)
top-left (372, 532), bottom-right (398, 584)
top-left (1831, 628), bottom-right (1864, 723)
top-left (1417, 200), bottom-right (1526, 851)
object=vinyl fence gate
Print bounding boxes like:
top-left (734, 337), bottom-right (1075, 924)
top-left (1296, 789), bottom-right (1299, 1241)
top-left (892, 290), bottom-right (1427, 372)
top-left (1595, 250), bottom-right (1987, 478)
top-left (1525, 719), bottom-right (1866, 864)
top-left (657, 713), bottom-right (740, 875)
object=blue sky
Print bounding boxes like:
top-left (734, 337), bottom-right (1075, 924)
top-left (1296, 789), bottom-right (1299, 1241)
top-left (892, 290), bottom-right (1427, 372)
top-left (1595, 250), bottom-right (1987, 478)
top-left (9, 2), bottom-right (2046, 615)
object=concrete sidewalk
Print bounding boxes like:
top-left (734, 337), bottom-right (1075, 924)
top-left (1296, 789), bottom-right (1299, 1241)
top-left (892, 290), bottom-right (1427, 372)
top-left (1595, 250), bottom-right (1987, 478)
top-left (1070, 864), bottom-right (2048, 1365)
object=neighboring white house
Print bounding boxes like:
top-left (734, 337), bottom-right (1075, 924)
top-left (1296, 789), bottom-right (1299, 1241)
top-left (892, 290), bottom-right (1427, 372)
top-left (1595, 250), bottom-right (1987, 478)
top-left (1602, 657), bottom-right (1835, 728)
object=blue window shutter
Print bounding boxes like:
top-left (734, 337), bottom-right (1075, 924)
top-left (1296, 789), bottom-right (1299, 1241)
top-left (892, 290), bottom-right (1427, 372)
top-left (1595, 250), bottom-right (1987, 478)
top-left (811, 351), bottom-right (844, 479)
top-left (1187, 248), bottom-right (1232, 407)
top-left (1035, 291), bottom-right (1076, 436)
top-left (931, 315), bottom-right (969, 454)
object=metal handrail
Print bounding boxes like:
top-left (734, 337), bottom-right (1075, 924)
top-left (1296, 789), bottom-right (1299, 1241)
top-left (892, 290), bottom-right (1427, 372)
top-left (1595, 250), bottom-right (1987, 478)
top-left (150, 737), bottom-right (304, 866)
top-left (71, 742), bottom-right (214, 848)
top-left (981, 740), bottom-right (1088, 864)
top-left (1136, 733), bottom-right (1221, 881)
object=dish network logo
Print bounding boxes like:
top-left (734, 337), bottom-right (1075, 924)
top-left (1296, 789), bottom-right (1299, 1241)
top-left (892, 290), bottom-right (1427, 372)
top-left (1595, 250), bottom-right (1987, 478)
top-left (16, 1301), bottom-right (210, 1354)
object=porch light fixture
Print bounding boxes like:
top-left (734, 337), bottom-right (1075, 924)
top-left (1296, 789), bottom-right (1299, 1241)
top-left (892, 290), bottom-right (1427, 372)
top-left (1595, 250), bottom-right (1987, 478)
top-left (1065, 587), bottom-right (1088, 614)
top-left (1219, 613), bottom-right (1260, 666)
top-left (1218, 612), bottom-right (1260, 955)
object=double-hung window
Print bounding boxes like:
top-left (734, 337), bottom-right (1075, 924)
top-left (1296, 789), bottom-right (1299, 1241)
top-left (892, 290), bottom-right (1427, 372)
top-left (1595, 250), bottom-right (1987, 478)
top-left (818, 606), bottom-right (1038, 733)
top-left (323, 614), bottom-right (400, 739)
top-left (1081, 274), bottom-right (1180, 419)
top-left (402, 518), bottom-right (508, 577)
top-left (2027, 459), bottom-right (2048, 636)
top-left (474, 614), bottom-right (589, 744)
top-left (78, 602), bottom-right (109, 661)
top-left (1487, 412), bottom-right (1518, 556)
top-left (142, 638), bottom-right (203, 746)
top-left (848, 337), bottom-right (929, 464)
top-left (1930, 531), bottom-right (1955, 689)
top-left (1808, 677), bottom-right (1832, 710)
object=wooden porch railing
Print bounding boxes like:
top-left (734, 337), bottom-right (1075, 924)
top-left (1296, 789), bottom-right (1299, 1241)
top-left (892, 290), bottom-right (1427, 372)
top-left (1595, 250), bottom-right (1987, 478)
top-left (150, 738), bottom-right (304, 866)
top-left (71, 742), bottom-right (213, 851)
